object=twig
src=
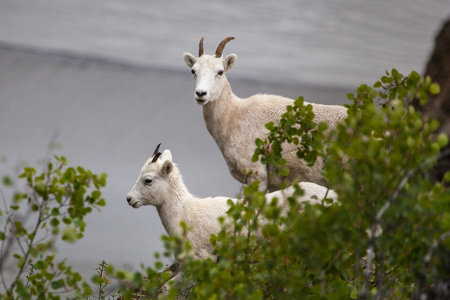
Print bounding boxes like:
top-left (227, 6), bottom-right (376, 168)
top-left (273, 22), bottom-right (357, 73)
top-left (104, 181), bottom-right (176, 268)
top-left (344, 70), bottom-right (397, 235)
top-left (0, 187), bottom-right (12, 292)
top-left (424, 231), bottom-right (450, 266)
top-left (265, 163), bottom-right (271, 194)
top-left (321, 251), bottom-right (341, 295)
top-left (25, 264), bottom-right (35, 286)
top-left (7, 187), bottom-right (49, 296)
top-left (97, 260), bottom-right (107, 299)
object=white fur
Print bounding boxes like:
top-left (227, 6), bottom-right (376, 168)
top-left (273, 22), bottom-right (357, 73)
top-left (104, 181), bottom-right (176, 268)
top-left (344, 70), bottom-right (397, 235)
top-left (127, 149), bottom-right (337, 259)
top-left (126, 148), bottom-right (337, 294)
top-left (184, 38), bottom-right (348, 192)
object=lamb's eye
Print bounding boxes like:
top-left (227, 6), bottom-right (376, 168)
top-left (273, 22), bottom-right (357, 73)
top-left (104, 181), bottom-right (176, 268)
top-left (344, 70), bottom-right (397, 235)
top-left (191, 69), bottom-right (196, 75)
top-left (217, 70), bottom-right (224, 76)
top-left (144, 178), bottom-right (153, 185)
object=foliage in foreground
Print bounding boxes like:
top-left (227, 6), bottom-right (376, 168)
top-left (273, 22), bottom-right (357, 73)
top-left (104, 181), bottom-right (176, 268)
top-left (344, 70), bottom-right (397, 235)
top-left (112, 70), bottom-right (450, 300)
top-left (0, 156), bottom-right (107, 299)
top-left (1, 69), bottom-right (448, 299)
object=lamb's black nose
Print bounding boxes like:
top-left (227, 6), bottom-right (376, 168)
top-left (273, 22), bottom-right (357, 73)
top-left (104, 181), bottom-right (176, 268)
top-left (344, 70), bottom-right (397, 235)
top-left (126, 196), bottom-right (131, 203)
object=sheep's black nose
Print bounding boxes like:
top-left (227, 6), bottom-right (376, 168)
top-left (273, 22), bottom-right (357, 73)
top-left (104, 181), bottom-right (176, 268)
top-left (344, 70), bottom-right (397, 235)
top-left (196, 90), bottom-right (207, 97)
top-left (126, 196), bottom-right (131, 203)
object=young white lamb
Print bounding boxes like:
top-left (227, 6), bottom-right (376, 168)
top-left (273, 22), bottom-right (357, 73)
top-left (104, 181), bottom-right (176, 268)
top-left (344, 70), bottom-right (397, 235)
top-left (183, 37), bottom-right (348, 192)
top-left (126, 144), bottom-right (337, 293)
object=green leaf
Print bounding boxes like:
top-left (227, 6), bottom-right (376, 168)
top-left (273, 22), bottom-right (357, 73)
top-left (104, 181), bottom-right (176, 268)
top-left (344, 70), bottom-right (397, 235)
top-left (72, 272), bottom-right (82, 282)
top-left (255, 138), bottom-right (263, 147)
top-left (33, 182), bottom-right (46, 194)
top-left (50, 218), bottom-right (60, 228)
top-left (318, 122), bottom-right (329, 132)
top-left (294, 96), bottom-right (304, 107)
top-left (35, 260), bottom-right (48, 270)
top-left (280, 166), bottom-right (290, 177)
top-left (391, 68), bottom-right (399, 78)
top-left (96, 198), bottom-right (106, 207)
top-left (444, 171), bottom-right (450, 183)
top-left (350, 286), bottom-right (358, 299)
top-left (51, 279), bottom-right (65, 290)
top-left (62, 227), bottom-right (78, 243)
top-left (14, 221), bottom-right (27, 236)
top-left (2, 176), bottom-right (14, 187)
top-left (440, 213), bottom-right (450, 232)
top-left (154, 261), bottom-right (163, 270)
top-left (99, 173), bottom-right (108, 186)
top-left (429, 83), bottom-right (440, 95)
top-left (437, 133), bottom-right (448, 147)
top-left (91, 190), bottom-right (101, 200)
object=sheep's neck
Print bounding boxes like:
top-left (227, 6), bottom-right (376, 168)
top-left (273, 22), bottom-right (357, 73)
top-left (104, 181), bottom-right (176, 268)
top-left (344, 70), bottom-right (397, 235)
top-left (156, 174), bottom-right (191, 236)
top-left (202, 80), bottom-right (238, 147)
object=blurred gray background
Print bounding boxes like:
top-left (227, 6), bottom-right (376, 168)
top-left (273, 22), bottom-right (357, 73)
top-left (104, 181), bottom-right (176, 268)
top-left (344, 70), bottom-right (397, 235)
top-left (0, 0), bottom-right (449, 284)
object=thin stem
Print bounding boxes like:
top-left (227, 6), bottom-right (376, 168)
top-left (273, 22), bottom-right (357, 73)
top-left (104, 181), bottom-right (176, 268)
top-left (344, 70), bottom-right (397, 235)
top-left (97, 260), bottom-right (106, 300)
top-left (8, 185), bottom-right (46, 296)
top-left (320, 251), bottom-right (341, 295)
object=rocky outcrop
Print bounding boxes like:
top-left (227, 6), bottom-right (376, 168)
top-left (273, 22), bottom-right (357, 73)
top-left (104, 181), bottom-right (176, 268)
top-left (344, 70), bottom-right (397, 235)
top-left (419, 18), bottom-right (450, 183)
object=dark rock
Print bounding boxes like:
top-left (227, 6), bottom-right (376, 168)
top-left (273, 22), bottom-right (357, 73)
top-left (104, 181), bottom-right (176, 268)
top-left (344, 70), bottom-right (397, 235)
top-left (419, 18), bottom-right (450, 183)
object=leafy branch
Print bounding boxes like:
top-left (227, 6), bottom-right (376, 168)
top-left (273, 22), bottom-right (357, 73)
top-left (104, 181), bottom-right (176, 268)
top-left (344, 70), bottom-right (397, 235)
top-left (0, 155), bottom-right (107, 299)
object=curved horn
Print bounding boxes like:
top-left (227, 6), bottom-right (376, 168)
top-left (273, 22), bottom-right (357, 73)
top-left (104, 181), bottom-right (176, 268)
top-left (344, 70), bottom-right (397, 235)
top-left (199, 36), bottom-right (205, 57)
top-left (215, 36), bottom-right (235, 58)
top-left (152, 143), bottom-right (161, 157)
top-left (151, 152), bottom-right (162, 163)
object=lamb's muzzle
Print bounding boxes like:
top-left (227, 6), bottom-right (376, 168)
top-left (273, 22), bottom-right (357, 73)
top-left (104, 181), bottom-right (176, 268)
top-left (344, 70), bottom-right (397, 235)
top-left (126, 195), bottom-right (139, 208)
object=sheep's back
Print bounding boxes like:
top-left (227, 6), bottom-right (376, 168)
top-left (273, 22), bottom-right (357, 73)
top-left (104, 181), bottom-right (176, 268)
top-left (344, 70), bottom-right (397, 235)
top-left (184, 197), bottom-right (235, 259)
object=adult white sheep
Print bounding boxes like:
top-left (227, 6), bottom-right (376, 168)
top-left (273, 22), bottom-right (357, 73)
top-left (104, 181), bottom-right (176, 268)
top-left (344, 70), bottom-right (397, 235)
top-left (183, 37), bottom-right (347, 192)
top-left (126, 144), bottom-right (337, 293)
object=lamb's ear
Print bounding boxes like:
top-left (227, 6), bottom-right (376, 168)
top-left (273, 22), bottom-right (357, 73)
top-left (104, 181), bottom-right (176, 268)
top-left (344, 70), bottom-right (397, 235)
top-left (184, 52), bottom-right (197, 68)
top-left (223, 54), bottom-right (237, 72)
top-left (161, 150), bottom-right (172, 162)
top-left (161, 160), bottom-right (173, 176)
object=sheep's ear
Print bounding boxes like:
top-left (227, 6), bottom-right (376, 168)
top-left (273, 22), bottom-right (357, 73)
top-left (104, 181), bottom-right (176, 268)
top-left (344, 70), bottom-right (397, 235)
top-left (184, 52), bottom-right (197, 68)
top-left (223, 54), bottom-right (237, 72)
top-left (161, 160), bottom-right (173, 176)
top-left (161, 150), bottom-right (172, 162)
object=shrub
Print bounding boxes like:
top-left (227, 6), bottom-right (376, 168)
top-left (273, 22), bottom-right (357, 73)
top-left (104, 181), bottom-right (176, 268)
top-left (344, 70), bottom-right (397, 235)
top-left (0, 155), bottom-right (107, 299)
top-left (115, 70), bottom-right (450, 299)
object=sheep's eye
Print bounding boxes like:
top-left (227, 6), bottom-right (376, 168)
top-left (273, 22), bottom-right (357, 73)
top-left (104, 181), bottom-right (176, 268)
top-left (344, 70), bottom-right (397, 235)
top-left (144, 178), bottom-right (153, 185)
top-left (217, 70), bottom-right (224, 76)
top-left (191, 69), bottom-right (196, 75)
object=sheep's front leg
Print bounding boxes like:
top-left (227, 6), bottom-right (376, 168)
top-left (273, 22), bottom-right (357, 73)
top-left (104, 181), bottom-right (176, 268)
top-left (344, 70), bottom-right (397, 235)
top-left (158, 270), bottom-right (197, 299)
top-left (158, 271), bottom-right (182, 298)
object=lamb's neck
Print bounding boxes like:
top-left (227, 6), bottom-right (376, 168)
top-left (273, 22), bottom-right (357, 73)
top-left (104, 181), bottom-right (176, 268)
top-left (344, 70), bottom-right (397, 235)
top-left (156, 174), bottom-right (192, 236)
top-left (202, 80), bottom-right (239, 141)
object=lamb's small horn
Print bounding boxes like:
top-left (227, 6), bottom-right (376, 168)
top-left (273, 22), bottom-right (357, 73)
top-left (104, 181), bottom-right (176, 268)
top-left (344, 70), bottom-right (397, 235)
top-left (215, 37), bottom-right (235, 58)
top-left (152, 143), bottom-right (161, 157)
top-left (151, 152), bottom-right (162, 163)
top-left (199, 36), bottom-right (205, 57)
